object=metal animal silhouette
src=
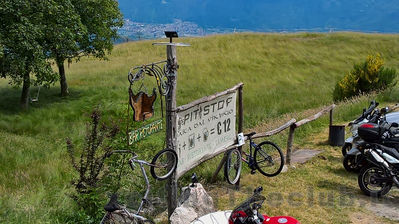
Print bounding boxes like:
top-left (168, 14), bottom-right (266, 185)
top-left (129, 88), bottom-right (157, 122)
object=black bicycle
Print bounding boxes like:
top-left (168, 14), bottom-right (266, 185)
top-left (224, 132), bottom-right (284, 184)
top-left (100, 149), bottom-right (178, 224)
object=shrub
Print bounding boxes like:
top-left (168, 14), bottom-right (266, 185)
top-left (333, 54), bottom-right (397, 101)
top-left (67, 108), bottom-right (120, 222)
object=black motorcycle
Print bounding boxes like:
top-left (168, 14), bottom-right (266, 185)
top-left (343, 106), bottom-right (389, 172)
top-left (342, 100), bottom-right (379, 157)
top-left (357, 122), bottom-right (399, 197)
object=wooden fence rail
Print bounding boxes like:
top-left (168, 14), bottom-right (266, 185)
top-left (211, 104), bottom-right (336, 183)
top-left (286, 104), bottom-right (335, 165)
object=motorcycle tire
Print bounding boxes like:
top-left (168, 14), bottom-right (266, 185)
top-left (343, 154), bottom-right (361, 172)
top-left (358, 166), bottom-right (392, 197)
top-left (341, 143), bottom-right (352, 157)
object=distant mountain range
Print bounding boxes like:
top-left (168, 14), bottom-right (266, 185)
top-left (117, 0), bottom-right (399, 38)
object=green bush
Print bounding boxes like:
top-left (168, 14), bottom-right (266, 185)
top-left (67, 109), bottom-right (120, 223)
top-left (333, 54), bottom-right (397, 101)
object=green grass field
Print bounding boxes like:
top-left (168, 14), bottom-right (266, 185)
top-left (1, 32), bottom-right (399, 223)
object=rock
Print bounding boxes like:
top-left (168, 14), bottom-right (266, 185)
top-left (281, 165), bottom-right (289, 173)
top-left (153, 210), bottom-right (168, 223)
top-left (170, 206), bottom-right (197, 224)
top-left (170, 183), bottom-right (215, 224)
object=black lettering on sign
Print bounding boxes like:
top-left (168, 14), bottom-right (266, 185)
top-left (223, 118), bottom-right (231, 132)
top-left (204, 105), bottom-right (210, 116)
top-left (217, 100), bottom-right (224, 110)
top-left (217, 121), bottom-right (222, 135)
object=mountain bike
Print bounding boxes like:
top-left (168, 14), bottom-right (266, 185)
top-left (100, 149), bottom-right (178, 224)
top-left (224, 132), bottom-right (284, 185)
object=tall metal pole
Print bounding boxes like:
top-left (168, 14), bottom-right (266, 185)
top-left (166, 44), bottom-right (178, 218)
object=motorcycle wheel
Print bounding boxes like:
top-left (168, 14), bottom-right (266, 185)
top-left (358, 166), bottom-right (392, 197)
top-left (341, 143), bottom-right (352, 156)
top-left (343, 154), bottom-right (361, 172)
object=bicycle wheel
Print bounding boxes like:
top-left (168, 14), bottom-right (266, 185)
top-left (150, 149), bottom-right (178, 180)
top-left (254, 141), bottom-right (284, 177)
top-left (224, 148), bottom-right (242, 185)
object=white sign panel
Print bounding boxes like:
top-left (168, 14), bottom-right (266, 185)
top-left (176, 92), bottom-right (237, 177)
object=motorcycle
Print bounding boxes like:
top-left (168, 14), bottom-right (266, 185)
top-left (342, 101), bottom-right (399, 172)
top-left (357, 122), bottom-right (399, 197)
top-left (343, 106), bottom-right (387, 172)
top-left (342, 100), bottom-right (379, 157)
top-left (191, 187), bottom-right (300, 224)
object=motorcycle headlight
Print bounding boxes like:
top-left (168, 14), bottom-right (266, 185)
top-left (350, 125), bottom-right (359, 136)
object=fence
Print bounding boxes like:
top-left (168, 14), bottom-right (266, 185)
top-left (211, 104), bottom-right (336, 182)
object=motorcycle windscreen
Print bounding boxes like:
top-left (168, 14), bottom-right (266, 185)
top-left (229, 193), bottom-right (266, 222)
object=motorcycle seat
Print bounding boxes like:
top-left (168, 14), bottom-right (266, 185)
top-left (380, 145), bottom-right (399, 160)
top-left (244, 132), bottom-right (256, 138)
top-left (387, 137), bottom-right (399, 142)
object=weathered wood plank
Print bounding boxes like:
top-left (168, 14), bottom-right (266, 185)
top-left (235, 85), bottom-right (244, 190)
top-left (294, 104), bottom-right (336, 128)
top-left (210, 153), bottom-right (227, 182)
top-left (390, 103), bottom-right (399, 111)
top-left (175, 83), bottom-right (244, 112)
top-left (252, 118), bottom-right (296, 139)
top-left (166, 45), bottom-right (178, 218)
top-left (286, 125), bottom-right (295, 165)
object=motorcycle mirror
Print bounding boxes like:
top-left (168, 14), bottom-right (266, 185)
top-left (381, 107), bottom-right (389, 114)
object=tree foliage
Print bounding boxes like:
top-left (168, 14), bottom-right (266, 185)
top-left (53, 0), bottom-right (124, 96)
top-left (0, 0), bottom-right (124, 106)
top-left (0, 1), bottom-right (58, 109)
top-left (333, 54), bottom-right (397, 101)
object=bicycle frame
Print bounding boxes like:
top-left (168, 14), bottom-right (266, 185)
top-left (241, 138), bottom-right (258, 165)
top-left (112, 150), bottom-right (153, 214)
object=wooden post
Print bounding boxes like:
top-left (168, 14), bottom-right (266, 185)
top-left (166, 44), bottom-right (178, 219)
top-left (286, 125), bottom-right (295, 165)
top-left (235, 85), bottom-right (244, 190)
top-left (211, 153), bottom-right (227, 182)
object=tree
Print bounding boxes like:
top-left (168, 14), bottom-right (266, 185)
top-left (42, 0), bottom-right (87, 97)
top-left (0, 1), bottom-right (58, 109)
top-left (49, 0), bottom-right (124, 97)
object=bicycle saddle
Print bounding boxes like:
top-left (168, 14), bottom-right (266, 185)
top-left (244, 132), bottom-right (256, 138)
top-left (104, 194), bottom-right (122, 212)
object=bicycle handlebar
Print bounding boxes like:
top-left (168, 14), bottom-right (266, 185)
top-left (108, 150), bottom-right (137, 158)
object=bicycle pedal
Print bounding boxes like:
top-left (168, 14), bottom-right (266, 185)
top-left (250, 170), bottom-right (256, 175)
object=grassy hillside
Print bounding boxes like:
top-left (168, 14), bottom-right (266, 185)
top-left (1, 32), bottom-right (399, 223)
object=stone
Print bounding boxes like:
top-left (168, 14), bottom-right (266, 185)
top-left (170, 183), bottom-right (215, 224)
top-left (170, 206), bottom-right (197, 224)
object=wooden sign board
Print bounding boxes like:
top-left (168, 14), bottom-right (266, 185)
top-left (175, 91), bottom-right (237, 177)
top-left (128, 119), bottom-right (163, 145)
